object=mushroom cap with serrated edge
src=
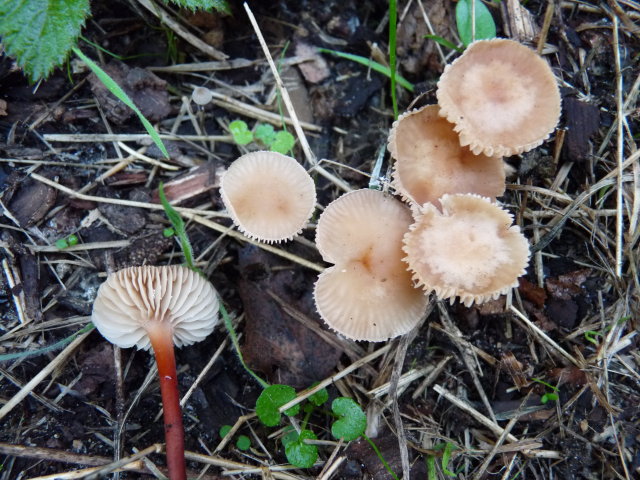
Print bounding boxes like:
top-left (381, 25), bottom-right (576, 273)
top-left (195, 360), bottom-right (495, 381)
top-left (437, 38), bottom-right (561, 157)
top-left (314, 189), bottom-right (429, 341)
top-left (91, 265), bottom-right (220, 350)
top-left (388, 104), bottom-right (505, 208)
top-left (220, 151), bottom-right (316, 243)
top-left (403, 194), bottom-right (530, 307)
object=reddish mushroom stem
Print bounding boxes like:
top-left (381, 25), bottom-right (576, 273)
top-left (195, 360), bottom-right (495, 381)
top-left (148, 324), bottom-right (187, 480)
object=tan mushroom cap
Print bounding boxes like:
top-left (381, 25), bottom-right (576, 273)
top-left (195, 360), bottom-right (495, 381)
top-left (220, 151), bottom-right (316, 243)
top-left (92, 265), bottom-right (220, 350)
top-left (437, 38), bottom-right (561, 157)
top-left (388, 105), bottom-right (505, 208)
top-left (314, 189), bottom-right (429, 341)
top-left (403, 194), bottom-right (530, 306)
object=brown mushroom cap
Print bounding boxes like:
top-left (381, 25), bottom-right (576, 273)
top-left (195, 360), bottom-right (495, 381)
top-left (388, 105), bottom-right (505, 208)
top-left (403, 194), bottom-right (530, 306)
top-left (437, 38), bottom-right (561, 157)
top-left (220, 151), bottom-right (316, 243)
top-left (314, 189), bottom-right (429, 341)
top-left (92, 265), bottom-right (219, 350)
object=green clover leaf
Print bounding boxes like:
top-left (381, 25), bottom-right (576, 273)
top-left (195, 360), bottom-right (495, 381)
top-left (331, 397), bottom-right (367, 441)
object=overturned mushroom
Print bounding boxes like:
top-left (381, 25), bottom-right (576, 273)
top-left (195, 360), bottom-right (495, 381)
top-left (437, 38), bottom-right (561, 157)
top-left (220, 151), bottom-right (316, 243)
top-left (92, 265), bottom-right (220, 480)
top-left (388, 104), bottom-right (505, 208)
top-left (403, 194), bottom-right (530, 306)
top-left (314, 189), bottom-right (429, 341)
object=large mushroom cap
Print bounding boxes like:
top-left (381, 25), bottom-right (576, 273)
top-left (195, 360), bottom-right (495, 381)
top-left (220, 151), bottom-right (316, 243)
top-left (388, 105), bottom-right (505, 208)
top-left (403, 194), bottom-right (530, 306)
top-left (92, 265), bottom-right (220, 350)
top-left (437, 38), bottom-right (561, 157)
top-left (314, 189), bottom-right (429, 341)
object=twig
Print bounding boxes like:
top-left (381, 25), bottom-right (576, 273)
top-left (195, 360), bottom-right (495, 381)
top-left (509, 305), bottom-right (581, 367)
top-left (612, 14), bottom-right (625, 278)
top-left (243, 2), bottom-right (352, 193)
top-left (0, 330), bottom-right (92, 421)
top-left (278, 344), bottom-right (392, 413)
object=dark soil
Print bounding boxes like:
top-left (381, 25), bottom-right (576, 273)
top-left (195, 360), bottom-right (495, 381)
top-left (1, 1), bottom-right (639, 479)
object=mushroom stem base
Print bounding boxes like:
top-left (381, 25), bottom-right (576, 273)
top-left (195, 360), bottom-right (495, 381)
top-left (149, 324), bottom-right (186, 480)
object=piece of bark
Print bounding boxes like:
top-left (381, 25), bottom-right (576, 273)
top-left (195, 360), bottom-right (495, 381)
top-left (151, 161), bottom-right (221, 204)
top-left (6, 176), bottom-right (56, 227)
top-left (563, 98), bottom-right (600, 162)
top-left (88, 61), bottom-right (171, 124)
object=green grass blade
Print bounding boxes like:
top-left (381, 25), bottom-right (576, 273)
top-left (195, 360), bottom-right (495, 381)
top-left (220, 302), bottom-right (269, 388)
top-left (158, 183), bottom-right (195, 271)
top-left (72, 47), bottom-right (169, 159)
top-left (0, 323), bottom-right (95, 362)
top-left (389, 0), bottom-right (398, 119)
top-left (423, 34), bottom-right (464, 53)
top-left (318, 48), bottom-right (414, 92)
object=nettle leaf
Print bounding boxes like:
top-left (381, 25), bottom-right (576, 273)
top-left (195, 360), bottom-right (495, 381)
top-left (168, 0), bottom-right (231, 14)
top-left (0, 0), bottom-right (91, 81)
top-left (254, 123), bottom-right (276, 146)
top-left (229, 120), bottom-right (253, 145)
top-left (283, 429), bottom-right (318, 469)
top-left (331, 397), bottom-right (367, 441)
top-left (255, 385), bottom-right (300, 427)
top-left (456, 0), bottom-right (497, 47)
top-left (270, 130), bottom-right (295, 155)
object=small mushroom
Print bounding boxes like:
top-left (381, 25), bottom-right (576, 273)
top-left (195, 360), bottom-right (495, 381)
top-left (92, 265), bottom-right (219, 480)
top-left (220, 151), bottom-right (316, 243)
top-left (314, 189), bottom-right (429, 341)
top-left (388, 104), bottom-right (505, 208)
top-left (191, 86), bottom-right (213, 106)
top-left (403, 194), bottom-right (530, 306)
top-left (437, 38), bottom-right (561, 157)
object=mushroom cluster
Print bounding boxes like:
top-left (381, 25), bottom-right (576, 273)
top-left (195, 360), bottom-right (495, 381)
top-left (389, 38), bottom-right (560, 306)
top-left (312, 38), bottom-right (559, 341)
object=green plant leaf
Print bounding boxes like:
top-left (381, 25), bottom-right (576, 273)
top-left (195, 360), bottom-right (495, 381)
top-left (255, 385), bottom-right (299, 427)
top-left (331, 397), bottom-right (366, 441)
top-left (73, 47), bottom-right (169, 158)
top-left (283, 429), bottom-right (318, 469)
top-left (269, 130), bottom-right (295, 154)
top-left (441, 442), bottom-right (456, 476)
top-left (55, 238), bottom-right (69, 249)
top-left (219, 425), bottom-right (232, 438)
top-left (456, 0), bottom-right (497, 47)
top-left (168, 0), bottom-right (231, 14)
top-left (0, 0), bottom-right (90, 81)
top-left (236, 435), bottom-right (251, 451)
top-left (423, 34), bottom-right (463, 53)
top-left (308, 387), bottom-right (329, 407)
top-left (318, 48), bottom-right (414, 92)
top-left (229, 120), bottom-right (253, 145)
top-left (158, 182), bottom-right (195, 270)
top-left (254, 123), bottom-right (276, 146)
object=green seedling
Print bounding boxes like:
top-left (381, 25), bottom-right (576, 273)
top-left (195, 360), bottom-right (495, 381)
top-left (584, 330), bottom-right (602, 345)
top-left (162, 227), bottom-right (175, 238)
top-left (282, 428), bottom-right (318, 468)
top-left (55, 234), bottom-right (79, 249)
top-left (229, 120), bottom-right (296, 154)
top-left (531, 377), bottom-right (560, 404)
top-left (256, 385), bottom-right (300, 426)
top-left (331, 397), bottom-right (367, 441)
top-left (0, 0), bottom-right (229, 81)
top-left (219, 425), bottom-right (252, 451)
